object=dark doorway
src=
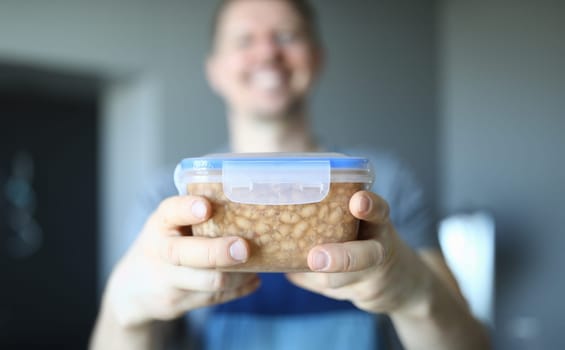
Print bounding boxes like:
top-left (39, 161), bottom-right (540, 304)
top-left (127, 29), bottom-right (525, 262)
top-left (0, 63), bottom-right (100, 349)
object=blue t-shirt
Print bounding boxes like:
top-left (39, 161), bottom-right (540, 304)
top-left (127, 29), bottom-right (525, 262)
top-left (125, 148), bottom-right (438, 350)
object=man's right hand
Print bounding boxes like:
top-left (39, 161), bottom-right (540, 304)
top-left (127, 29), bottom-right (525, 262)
top-left (103, 195), bottom-right (260, 328)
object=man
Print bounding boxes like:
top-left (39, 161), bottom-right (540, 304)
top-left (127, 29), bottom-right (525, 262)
top-left (90, 0), bottom-right (490, 349)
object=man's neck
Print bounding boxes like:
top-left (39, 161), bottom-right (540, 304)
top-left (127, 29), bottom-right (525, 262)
top-left (228, 110), bottom-right (318, 153)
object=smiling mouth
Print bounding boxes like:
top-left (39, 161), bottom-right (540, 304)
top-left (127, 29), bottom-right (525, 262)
top-left (249, 69), bottom-right (287, 92)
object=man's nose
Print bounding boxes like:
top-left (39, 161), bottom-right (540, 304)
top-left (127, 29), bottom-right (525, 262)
top-left (254, 36), bottom-right (282, 63)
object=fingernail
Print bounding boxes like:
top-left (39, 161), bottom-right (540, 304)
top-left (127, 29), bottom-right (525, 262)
top-left (229, 240), bottom-right (248, 262)
top-left (311, 250), bottom-right (329, 271)
top-left (359, 195), bottom-right (371, 214)
top-left (191, 200), bottom-right (207, 219)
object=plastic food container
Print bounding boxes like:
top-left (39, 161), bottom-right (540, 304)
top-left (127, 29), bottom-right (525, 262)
top-left (174, 153), bottom-right (373, 272)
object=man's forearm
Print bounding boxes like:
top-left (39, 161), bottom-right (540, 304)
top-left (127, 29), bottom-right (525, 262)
top-left (389, 268), bottom-right (490, 350)
top-left (89, 298), bottom-right (167, 350)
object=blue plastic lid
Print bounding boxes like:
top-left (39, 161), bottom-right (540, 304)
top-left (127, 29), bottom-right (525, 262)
top-left (178, 152), bottom-right (370, 171)
top-left (174, 153), bottom-right (373, 205)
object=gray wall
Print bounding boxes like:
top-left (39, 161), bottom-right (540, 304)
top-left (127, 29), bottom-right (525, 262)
top-left (439, 0), bottom-right (565, 348)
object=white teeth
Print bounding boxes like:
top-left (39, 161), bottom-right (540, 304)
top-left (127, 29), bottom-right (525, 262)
top-left (251, 70), bottom-right (283, 91)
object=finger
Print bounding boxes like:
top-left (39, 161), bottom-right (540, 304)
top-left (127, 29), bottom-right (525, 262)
top-left (151, 195), bottom-right (212, 231)
top-left (168, 266), bottom-right (258, 292)
top-left (286, 270), bottom-right (365, 291)
top-left (158, 236), bottom-right (250, 268)
top-left (184, 278), bottom-right (262, 309)
top-left (287, 272), bottom-right (384, 306)
top-left (307, 240), bottom-right (385, 272)
top-left (286, 272), bottom-right (329, 295)
top-left (349, 191), bottom-right (389, 224)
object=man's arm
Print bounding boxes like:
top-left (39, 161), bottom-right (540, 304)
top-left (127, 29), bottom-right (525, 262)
top-left (89, 296), bottom-right (170, 350)
top-left (389, 249), bottom-right (490, 350)
top-left (89, 196), bottom-right (259, 350)
top-left (287, 192), bottom-right (491, 350)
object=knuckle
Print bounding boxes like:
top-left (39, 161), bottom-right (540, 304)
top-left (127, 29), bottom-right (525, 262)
top-left (373, 241), bottom-right (386, 266)
top-left (163, 238), bottom-right (179, 265)
top-left (325, 275), bottom-right (343, 289)
top-left (207, 241), bottom-right (218, 267)
top-left (160, 290), bottom-right (182, 310)
top-left (358, 286), bottom-right (383, 302)
top-left (340, 247), bottom-right (356, 272)
top-left (162, 295), bottom-right (177, 309)
top-left (210, 272), bottom-right (227, 290)
top-left (154, 203), bottom-right (171, 229)
top-left (353, 297), bottom-right (380, 312)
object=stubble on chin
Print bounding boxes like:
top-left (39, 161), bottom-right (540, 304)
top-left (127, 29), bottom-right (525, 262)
top-left (250, 98), bottom-right (305, 123)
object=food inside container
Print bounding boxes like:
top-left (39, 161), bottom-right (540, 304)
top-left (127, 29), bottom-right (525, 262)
top-left (174, 153), bottom-right (374, 272)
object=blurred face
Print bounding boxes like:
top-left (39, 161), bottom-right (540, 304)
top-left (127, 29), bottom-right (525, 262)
top-left (207, 0), bottom-right (322, 119)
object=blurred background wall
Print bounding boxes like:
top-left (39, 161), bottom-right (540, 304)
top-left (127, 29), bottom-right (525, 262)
top-left (439, 0), bottom-right (565, 348)
top-left (0, 0), bottom-right (562, 348)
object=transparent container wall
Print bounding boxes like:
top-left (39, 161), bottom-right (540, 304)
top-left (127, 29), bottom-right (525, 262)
top-left (175, 153), bottom-right (373, 272)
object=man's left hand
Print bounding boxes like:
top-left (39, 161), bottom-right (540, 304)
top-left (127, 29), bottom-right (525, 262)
top-left (286, 191), bottom-right (430, 315)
